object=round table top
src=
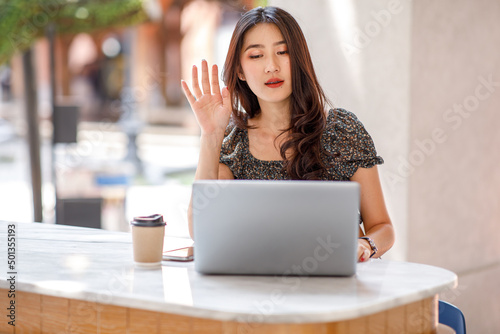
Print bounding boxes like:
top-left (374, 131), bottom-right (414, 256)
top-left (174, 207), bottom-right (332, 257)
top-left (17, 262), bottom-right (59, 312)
top-left (0, 221), bottom-right (457, 323)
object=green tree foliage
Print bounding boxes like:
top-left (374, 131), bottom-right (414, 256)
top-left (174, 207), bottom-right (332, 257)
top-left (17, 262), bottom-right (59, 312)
top-left (0, 0), bottom-right (150, 64)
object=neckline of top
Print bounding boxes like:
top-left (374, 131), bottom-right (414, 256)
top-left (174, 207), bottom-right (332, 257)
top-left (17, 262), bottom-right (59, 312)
top-left (240, 108), bottom-right (340, 163)
top-left (242, 128), bottom-right (284, 164)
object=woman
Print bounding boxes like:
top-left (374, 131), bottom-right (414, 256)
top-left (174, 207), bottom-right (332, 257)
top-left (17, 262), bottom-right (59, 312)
top-left (181, 6), bottom-right (394, 262)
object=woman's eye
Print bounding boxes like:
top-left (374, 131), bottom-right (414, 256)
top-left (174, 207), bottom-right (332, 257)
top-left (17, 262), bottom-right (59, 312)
top-left (277, 50), bottom-right (289, 55)
top-left (249, 55), bottom-right (262, 59)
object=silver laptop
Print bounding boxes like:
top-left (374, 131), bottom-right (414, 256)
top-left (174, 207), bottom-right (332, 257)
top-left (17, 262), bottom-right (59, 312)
top-left (192, 180), bottom-right (359, 276)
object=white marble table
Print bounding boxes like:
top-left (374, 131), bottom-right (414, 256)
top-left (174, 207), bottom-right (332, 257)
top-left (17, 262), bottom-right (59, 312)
top-left (0, 221), bottom-right (457, 334)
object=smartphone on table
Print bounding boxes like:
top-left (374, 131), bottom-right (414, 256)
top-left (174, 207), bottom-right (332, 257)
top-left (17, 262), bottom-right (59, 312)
top-left (162, 246), bottom-right (194, 262)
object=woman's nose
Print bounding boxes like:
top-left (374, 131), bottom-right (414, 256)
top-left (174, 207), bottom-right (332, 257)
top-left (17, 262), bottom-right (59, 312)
top-left (265, 56), bottom-right (280, 73)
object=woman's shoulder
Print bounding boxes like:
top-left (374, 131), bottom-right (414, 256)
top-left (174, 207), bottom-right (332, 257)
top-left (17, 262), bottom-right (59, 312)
top-left (325, 108), bottom-right (364, 132)
top-left (323, 108), bottom-right (381, 157)
top-left (221, 118), bottom-right (246, 153)
top-left (224, 118), bottom-right (245, 136)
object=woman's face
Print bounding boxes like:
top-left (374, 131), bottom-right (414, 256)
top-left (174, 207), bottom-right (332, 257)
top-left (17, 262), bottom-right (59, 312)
top-left (239, 23), bottom-right (292, 109)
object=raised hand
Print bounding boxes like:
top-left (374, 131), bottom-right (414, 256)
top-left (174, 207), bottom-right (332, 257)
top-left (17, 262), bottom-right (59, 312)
top-left (181, 60), bottom-right (232, 136)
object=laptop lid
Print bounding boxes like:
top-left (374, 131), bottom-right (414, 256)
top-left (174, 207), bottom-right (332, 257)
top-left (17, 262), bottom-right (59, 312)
top-left (192, 180), bottom-right (359, 276)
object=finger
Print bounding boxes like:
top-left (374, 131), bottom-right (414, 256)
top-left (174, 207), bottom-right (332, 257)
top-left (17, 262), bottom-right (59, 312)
top-left (191, 65), bottom-right (202, 99)
top-left (357, 248), bottom-right (364, 262)
top-left (222, 86), bottom-right (231, 109)
top-left (357, 244), bottom-right (368, 262)
top-left (361, 249), bottom-right (370, 262)
top-left (201, 59), bottom-right (211, 95)
top-left (181, 80), bottom-right (196, 105)
top-left (211, 64), bottom-right (221, 96)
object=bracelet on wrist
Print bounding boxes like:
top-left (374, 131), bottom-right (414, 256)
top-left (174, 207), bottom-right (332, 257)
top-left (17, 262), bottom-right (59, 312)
top-left (359, 236), bottom-right (378, 258)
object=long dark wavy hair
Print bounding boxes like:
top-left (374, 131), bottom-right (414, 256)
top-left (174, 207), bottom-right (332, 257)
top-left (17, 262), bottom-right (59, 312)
top-left (222, 6), bottom-right (330, 180)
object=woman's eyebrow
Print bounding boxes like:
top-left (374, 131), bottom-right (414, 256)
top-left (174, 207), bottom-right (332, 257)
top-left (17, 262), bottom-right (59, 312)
top-left (243, 40), bottom-right (287, 52)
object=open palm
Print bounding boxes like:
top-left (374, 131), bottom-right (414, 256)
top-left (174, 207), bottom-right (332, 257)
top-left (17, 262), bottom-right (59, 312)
top-left (181, 60), bottom-right (232, 136)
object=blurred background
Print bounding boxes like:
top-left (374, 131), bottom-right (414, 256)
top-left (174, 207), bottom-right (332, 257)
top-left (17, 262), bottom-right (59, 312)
top-left (0, 0), bottom-right (499, 332)
top-left (0, 0), bottom-right (262, 235)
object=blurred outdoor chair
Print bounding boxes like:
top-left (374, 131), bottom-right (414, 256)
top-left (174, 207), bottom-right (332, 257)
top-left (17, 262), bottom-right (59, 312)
top-left (439, 300), bottom-right (466, 334)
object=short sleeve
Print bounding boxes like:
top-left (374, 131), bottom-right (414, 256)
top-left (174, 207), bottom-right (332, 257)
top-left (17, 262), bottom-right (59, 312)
top-left (323, 109), bottom-right (383, 179)
top-left (219, 122), bottom-right (245, 178)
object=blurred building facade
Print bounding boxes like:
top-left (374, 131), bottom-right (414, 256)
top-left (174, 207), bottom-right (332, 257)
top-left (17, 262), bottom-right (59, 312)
top-left (6, 0), bottom-right (257, 123)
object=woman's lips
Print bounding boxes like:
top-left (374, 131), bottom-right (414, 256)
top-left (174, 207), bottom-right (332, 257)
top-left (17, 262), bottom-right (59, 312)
top-left (265, 79), bottom-right (284, 88)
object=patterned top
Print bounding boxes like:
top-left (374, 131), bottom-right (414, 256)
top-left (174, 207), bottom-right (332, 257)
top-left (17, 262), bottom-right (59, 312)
top-left (219, 108), bottom-right (383, 180)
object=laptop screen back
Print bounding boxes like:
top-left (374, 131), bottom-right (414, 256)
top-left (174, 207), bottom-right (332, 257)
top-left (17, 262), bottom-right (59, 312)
top-left (192, 180), bottom-right (359, 276)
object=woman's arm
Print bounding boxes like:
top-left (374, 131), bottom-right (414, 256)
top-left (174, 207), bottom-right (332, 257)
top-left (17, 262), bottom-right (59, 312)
top-left (350, 166), bottom-right (395, 261)
top-left (181, 60), bottom-right (234, 239)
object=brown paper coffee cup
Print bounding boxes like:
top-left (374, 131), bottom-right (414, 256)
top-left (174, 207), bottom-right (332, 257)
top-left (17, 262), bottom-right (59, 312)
top-left (131, 214), bottom-right (166, 267)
